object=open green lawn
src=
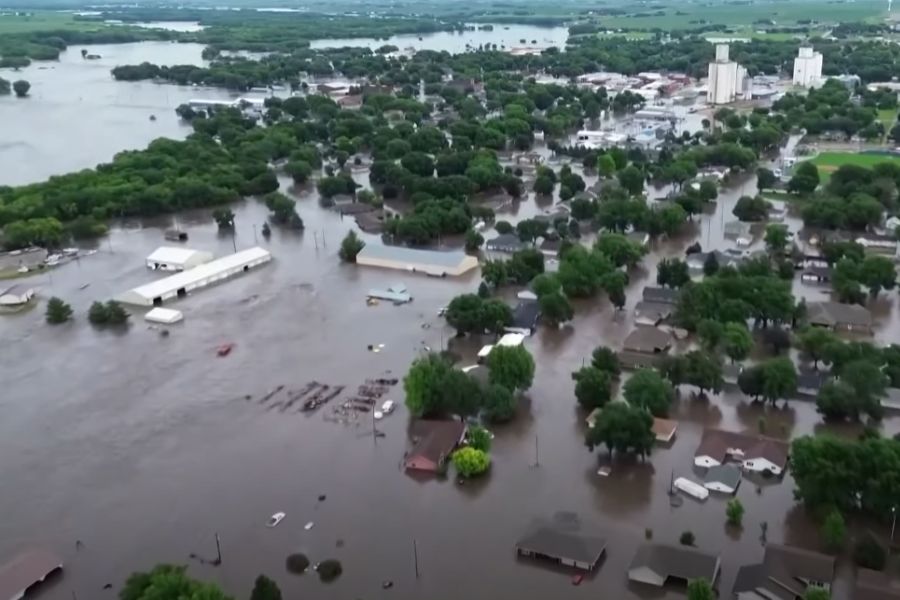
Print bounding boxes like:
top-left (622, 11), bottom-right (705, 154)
top-left (602, 0), bottom-right (884, 30)
top-left (810, 151), bottom-right (900, 181)
top-left (0, 11), bottom-right (102, 34)
top-left (878, 108), bottom-right (898, 130)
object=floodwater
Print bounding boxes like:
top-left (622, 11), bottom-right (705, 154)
top-left (3, 37), bottom-right (900, 600)
top-left (309, 24), bottom-right (570, 53)
top-left (0, 42), bottom-right (261, 186)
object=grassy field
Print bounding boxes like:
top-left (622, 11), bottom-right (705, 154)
top-left (0, 11), bottom-right (103, 34)
top-left (810, 151), bottom-right (900, 181)
top-left (878, 108), bottom-right (898, 129)
top-left (601, 0), bottom-right (884, 30)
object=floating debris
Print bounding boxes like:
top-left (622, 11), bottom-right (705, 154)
top-left (267, 512), bottom-right (286, 527)
top-left (304, 521), bottom-right (314, 530)
top-left (318, 494), bottom-right (327, 502)
top-left (382, 580), bottom-right (393, 589)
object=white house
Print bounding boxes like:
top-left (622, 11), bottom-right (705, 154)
top-left (0, 284), bottom-right (35, 306)
top-left (146, 247), bottom-right (214, 272)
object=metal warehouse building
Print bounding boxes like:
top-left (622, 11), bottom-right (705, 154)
top-left (118, 247), bottom-right (272, 306)
top-left (355, 244), bottom-right (478, 277)
top-left (146, 246), bottom-right (214, 271)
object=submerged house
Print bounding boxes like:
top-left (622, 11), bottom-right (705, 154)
top-left (0, 284), bottom-right (35, 307)
top-left (628, 543), bottom-right (720, 588)
top-left (694, 429), bottom-right (789, 476)
top-left (619, 327), bottom-right (673, 369)
top-left (515, 515), bottom-right (607, 571)
top-left (355, 245), bottom-right (479, 277)
top-left (634, 286), bottom-right (679, 326)
top-left (733, 543), bottom-right (834, 599)
top-left (403, 420), bottom-right (467, 473)
top-left (506, 300), bottom-right (540, 336)
top-left (807, 301), bottom-right (872, 333)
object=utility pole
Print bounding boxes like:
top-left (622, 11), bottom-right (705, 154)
top-left (231, 230), bottom-right (237, 254)
top-left (214, 532), bottom-right (222, 565)
top-left (533, 434), bottom-right (539, 467)
top-left (892, 507), bottom-right (897, 543)
top-left (413, 539), bottom-right (419, 579)
top-left (253, 224), bottom-right (258, 245)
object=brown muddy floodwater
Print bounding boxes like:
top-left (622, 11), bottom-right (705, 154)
top-left (3, 166), bottom-right (900, 600)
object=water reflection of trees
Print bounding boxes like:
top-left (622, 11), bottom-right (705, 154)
top-left (734, 400), bottom-right (796, 438)
top-left (583, 457), bottom-right (655, 517)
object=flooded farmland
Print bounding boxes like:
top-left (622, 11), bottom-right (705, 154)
top-left (2, 32), bottom-right (900, 600)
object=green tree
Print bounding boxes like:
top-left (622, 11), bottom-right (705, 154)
top-left (703, 252), bottom-right (719, 276)
top-left (685, 350), bottom-right (724, 396)
top-left (446, 294), bottom-right (486, 335)
top-left (591, 346), bottom-right (621, 376)
top-left (756, 167), bottom-right (777, 190)
top-left (853, 532), bottom-right (887, 570)
top-left (657, 258), bottom-right (690, 288)
top-left (105, 301), bottom-right (129, 325)
top-left (531, 273), bottom-right (562, 297)
top-left (250, 575), bottom-right (282, 600)
top-left (796, 327), bottom-right (838, 370)
top-left (726, 498), bottom-right (744, 526)
top-left (597, 154), bottom-right (616, 178)
top-left (452, 447), bottom-right (490, 478)
top-left (687, 578), bottom-right (715, 600)
top-left (477, 281), bottom-right (490, 298)
top-left (585, 402), bottom-right (654, 458)
top-left (483, 383), bottom-right (516, 422)
top-left (859, 255), bottom-right (897, 297)
top-left (789, 161), bottom-right (821, 195)
top-left (765, 224), bottom-right (789, 254)
top-left (212, 208), bottom-right (235, 229)
top-left (698, 180), bottom-right (718, 203)
top-left (697, 319), bottom-right (724, 351)
top-left (88, 301), bottom-right (109, 325)
top-left (723, 323), bottom-right (753, 363)
top-left (572, 367), bottom-right (613, 410)
top-left (759, 357), bottom-right (797, 405)
top-left (804, 588), bottom-right (830, 600)
top-left (403, 353), bottom-right (456, 417)
top-left (285, 160), bottom-right (312, 183)
top-left (264, 192), bottom-right (303, 229)
top-left (339, 230), bottom-right (365, 262)
top-left (487, 345), bottom-right (535, 392)
top-left (733, 195), bottom-right (771, 222)
top-left (533, 175), bottom-right (554, 195)
top-left (617, 165), bottom-right (644, 196)
top-left (45, 297), bottom-right (73, 324)
top-left (839, 359), bottom-right (887, 418)
top-left (465, 228), bottom-right (484, 251)
top-left (623, 369), bottom-right (674, 416)
top-left (539, 291), bottom-right (573, 326)
top-left (594, 233), bottom-right (646, 268)
top-left (467, 425), bottom-right (492, 452)
top-left (822, 509), bottom-right (846, 553)
top-left (122, 565), bottom-right (233, 600)
top-left (12, 79), bottom-right (30, 98)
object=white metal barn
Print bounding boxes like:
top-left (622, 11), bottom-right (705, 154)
top-left (146, 246), bottom-right (214, 272)
top-left (355, 245), bottom-right (478, 277)
top-left (0, 284), bottom-right (35, 306)
top-left (144, 307), bottom-right (184, 324)
top-left (119, 247), bottom-right (271, 306)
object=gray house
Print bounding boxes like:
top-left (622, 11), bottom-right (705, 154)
top-left (628, 543), bottom-right (720, 588)
top-left (515, 516), bottom-right (607, 572)
top-left (733, 543), bottom-right (834, 599)
top-left (485, 233), bottom-right (526, 254)
top-left (807, 301), bottom-right (872, 333)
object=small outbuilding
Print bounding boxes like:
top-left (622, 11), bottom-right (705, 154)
top-left (146, 246), bottom-right (214, 271)
top-left (0, 284), bottom-right (35, 306)
top-left (628, 543), bottom-right (720, 588)
top-left (144, 307), bottom-right (184, 324)
top-left (355, 245), bottom-right (478, 277)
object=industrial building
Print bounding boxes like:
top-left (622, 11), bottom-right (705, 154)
top-left (145, 246), bottom-right (214, 272)
top-left (355, 245), bottom-right (478, 277)
top-left (792, 46), bottom-right (823, 88)
top-left (707, 44), bottom-right (748, 105)
top-left (118, 247), bottom-right (272, 306)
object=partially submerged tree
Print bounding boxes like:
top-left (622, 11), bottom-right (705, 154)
top-left (487, 345), bottom-right (535, 392)
top-left (584, 402), bottom-right (654, 459)
top-left (623, 369), bottom-right (674, 416)
top-left (45, 297), bottom-right (73, 324)
top-left (452, 447), bottom-right (490, 478)
top-left (338, 230), bottom-right (365, 262)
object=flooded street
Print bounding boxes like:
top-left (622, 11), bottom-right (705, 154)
top-left (2, 32), bottom-right (900, 600)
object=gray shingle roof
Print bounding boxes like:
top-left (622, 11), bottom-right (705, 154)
top-left (516, 518), bottom-right (607, 566)
top-left (357, 244), bottom-right (471, 268)
top-left (629, 544), bottom-right (720, 582)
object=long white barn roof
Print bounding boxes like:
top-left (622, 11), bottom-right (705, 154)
top-left (146, 246), bottom-right (209, 265)
top-left (126, 247), bottom-right (270, 301)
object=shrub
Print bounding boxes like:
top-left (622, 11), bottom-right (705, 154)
top-left (680, 531), bottom-right (695, 546)
top-left (285, 553), bottom-right (310, 574)
top-left (316, 559), bottom-right (342, 582)
top-left (45, 297), bottom-right (73, 324)
top-left (451, 447), bottom-right (490, 478)
top-left (726, 499), bottom-right (744, 526)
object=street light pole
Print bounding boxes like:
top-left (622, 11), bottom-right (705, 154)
top-left (891, 506), bottom-right (896, 543)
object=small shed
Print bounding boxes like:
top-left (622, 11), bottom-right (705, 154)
top-left (146, 246), bottom-right (214, 272)
top-left (0, 285), bottom-right (35, 306)
top-left (144, 307), bottom-right (184, 324)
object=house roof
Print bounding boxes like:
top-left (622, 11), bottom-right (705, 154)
top-left (634, 301), bottom-right (674, 324)
top-left (511, 300), bottom-right (540, 330)
top-left (516, 518), bottom-right (607, 566)
top-left (695, 429), bottom-right (789, 469)
top-left (855, 568), bottom-right (900, 600)
top-left (623, 327), bottom-right (672, 353)
top-left (807, 301), bottom-right (872, 329)
top-left (407, 420), bottom-right (466, 466)
top-left (642, 286), bottom-right (679, 305)
top-left (146, 246), bottom-right (209, 265)
top-left (0, 284), bottom-right (32, 297)
top-left (485, 233), bottom-right (525, 251)
top-left (356, 244), bottom-right (473, 269)
top-left (733, 544), bottom-right (835, 598)
top-left (652, 417), bottom-right (678, 442)
top-left (703, 464), bottom-right (742, 489)
top-left (629, 543), bottom-right (720, 582)
top-left (0, 550), bottom-right (63, 600)
top-left (796, 369), bottom-right (829, 392)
